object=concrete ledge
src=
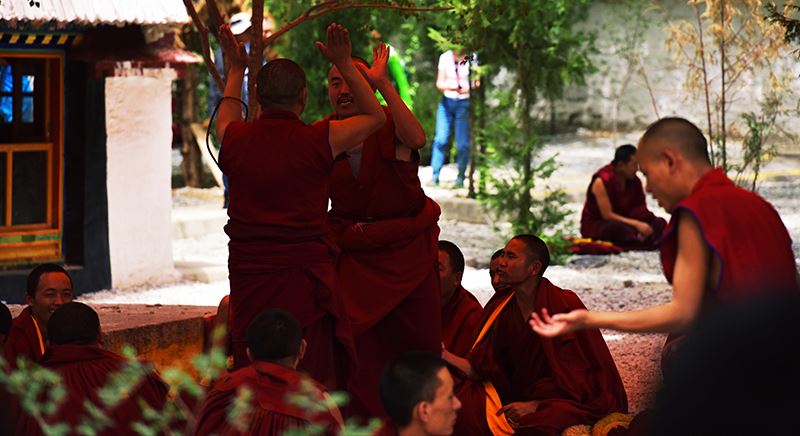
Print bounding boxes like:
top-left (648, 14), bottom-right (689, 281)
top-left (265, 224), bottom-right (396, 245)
top-left (9, 304), bottom-right (216, 370)
top-left (172, 206), bottom-right (228, 240)
top-left (174, 261), bottom-right (228, 283)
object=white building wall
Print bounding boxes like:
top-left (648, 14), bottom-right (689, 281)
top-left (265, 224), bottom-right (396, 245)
top-left (104, 67), bottom-right (176, 288)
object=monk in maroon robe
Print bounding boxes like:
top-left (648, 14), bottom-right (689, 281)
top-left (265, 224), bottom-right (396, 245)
top-left (532, 117), bottom-right (800, 373)
top-left (581, 144), bottom-right (666, 250)
top-left (323, 43), bottom-right (440, 417)
top-left (194, 309), bottom-right (343, 436)
top-left (445, 236), bottom-right (627, 435)
top-left (18, 302), bottom-right (169, 436)
top-left (214, 24), bottom-right (386, 388)
top-left (5, 263), bottom-right (73, 368)
top-left (439, 241), bottom-right (482, 358)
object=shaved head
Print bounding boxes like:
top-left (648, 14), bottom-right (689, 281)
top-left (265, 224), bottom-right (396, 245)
top-left (639, 117), bottom-right (711, 164)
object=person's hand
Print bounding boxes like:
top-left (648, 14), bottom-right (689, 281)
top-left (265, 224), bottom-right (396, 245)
top-left (218, 24), bottom-right (248, 70)
top-left (496, 401), bottom-right (539, 428)
top-left (633, 221), bottom-right (654, 240)
top-left (366, 42), bottom-right (390, 87)
top-left (529, 308), bottom-right (588, 337)
top-left (315, 23), bottom-right (352, 65)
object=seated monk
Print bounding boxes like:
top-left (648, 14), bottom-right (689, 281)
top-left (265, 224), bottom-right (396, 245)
top-left (488, 249), bottom-right (504, 292)
top-left (439, 240), bottom-right (482, 358)
top-left (376, 352), bottom-right (461, 436)
top-left (444, 235), bottom-right (627, 435)
top-left (5, 263), bottom-right (73, 367)
top-left (19, 302), bottom-right (170, 435)
top-left (194, 308), bottom-right (343, 435)
top-left (580, 144), bottom-right (666, 249)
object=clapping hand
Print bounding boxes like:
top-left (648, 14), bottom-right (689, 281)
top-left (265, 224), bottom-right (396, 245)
top-left (366, 42), bottom-right (390, 87)
top-left (218, 24), bottom-right (248, 70)
top-left (315, 23), bottom-right (352, 65)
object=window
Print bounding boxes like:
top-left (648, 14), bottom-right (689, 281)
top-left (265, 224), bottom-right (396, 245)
top-left (0, 54), bottom-right (62, 264)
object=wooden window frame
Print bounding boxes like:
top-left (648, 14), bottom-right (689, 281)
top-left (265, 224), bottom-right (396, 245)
top-left (0, 52), bottom-right (64, 264)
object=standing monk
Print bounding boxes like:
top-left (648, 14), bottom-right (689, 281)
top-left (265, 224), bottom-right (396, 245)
top-left (444, 235), bottom-right (627, 435)
top-left (580, 144), bottom-right (666, 249)
top-left (216, 23), bottom-right (386, 389)
top-left (4, 263), bottom-right (73, 367)
top-left (532, 117), bottom-right (800, 372)
top-left (439, 240), bottom-right (482, 358)
top-left (323, 42), bottom-right (441, 417)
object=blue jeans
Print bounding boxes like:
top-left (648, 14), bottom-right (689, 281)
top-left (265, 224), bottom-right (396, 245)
top-left (431, 97), bottom-right (470, 184)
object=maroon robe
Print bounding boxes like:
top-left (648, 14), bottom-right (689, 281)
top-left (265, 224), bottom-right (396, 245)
top-left (18, 344), bottom-right (169, 436)
top-left (324, 108), bottom-right (442, 418)
top-left (4, 307), bottom-right (44, 368)
top-left (581, 164), bottom-right (666, 249)
top-left (455, 279), bottom-right (627, 436)
top-left (659, 168), bottom-right (799, 372)
top-left (442, 285), bottom-right (483, 358)
top-left (193, 360), bottom-right (341, 436)
top-left (221, 109), bottom-right (356, 390)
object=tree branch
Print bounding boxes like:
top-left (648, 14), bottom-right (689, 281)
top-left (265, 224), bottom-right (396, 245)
top-left (182, 0), bottom-right (224, 92)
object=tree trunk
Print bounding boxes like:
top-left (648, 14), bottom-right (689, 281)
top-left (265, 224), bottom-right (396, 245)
top-left (719, 4), bottom-right (727, 171)
top-left (180, 67), bottom-right (203, 187)
top-left (519, 95), bottom-right (533, 229)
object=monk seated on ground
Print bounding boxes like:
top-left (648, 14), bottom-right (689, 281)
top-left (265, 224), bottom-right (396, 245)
top-left (443, 235), bottom-right (627, 435)
top-left (580, 144), bottom-right (666, 250)
top-left (194, 308), bottom-right (343, 435)
top-left (5, 263), bottom-right (73, 367)
top-left (18, 302), bottom-right (170, 435)
top-left (376, 352), bottom-right (462, 436)
top-left (488, 249), bottom-right (505, 292)
top-left (439, 240), bottom-right (482, 358)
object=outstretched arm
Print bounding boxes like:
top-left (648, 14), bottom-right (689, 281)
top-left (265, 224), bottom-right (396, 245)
top-left (317, 24), bottom-right (385, 156)
top-left (367, 43), bottom-right (426, 153)
top-left (530, 211), bottom-right (710, 336)
top-left (441, 349), bottom-right (479, 380)
top-left (591, 178), bottom-right (653, 239)
top-left (215, 24), bottom-right (248, 141)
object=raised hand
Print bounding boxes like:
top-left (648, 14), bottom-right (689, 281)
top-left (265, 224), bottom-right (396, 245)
top-left (366, 42), bottom-right (390, 86)
top-left (315, 23), bottom-right (352, 65)
top-left (218, 24), bottom-right (248, 70)
top-left (528, 308), bottom-right (588, 337)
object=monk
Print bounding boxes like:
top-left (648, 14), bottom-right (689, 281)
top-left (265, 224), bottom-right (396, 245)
top-left (5, 263), bottom-right (73, 367)
top-left (532, 117), bottom-right (800, 374)
top-left (439, 240), bottom-right (482, 358)
top-left (581, 144), bottom-right (666, 249)
top-left (444, 235), bottom-right (627, 435)
top-left (376, 352), bottom-right (461, 436)
top-left (194, 308), bottom-right (343, 435)
top-left (19, 302), bottom-right (169, 436)
top-left (215, 22), bottom-right (386, 387)
top-left (488, 249), bottom-right (504, 291)
top-left (323, 42), bottom-right (441, 417)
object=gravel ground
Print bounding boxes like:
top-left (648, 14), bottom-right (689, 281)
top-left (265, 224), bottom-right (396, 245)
top-left (83, 133), bottom-right (800, 413)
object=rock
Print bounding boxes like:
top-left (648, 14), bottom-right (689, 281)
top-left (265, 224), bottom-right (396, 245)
top-left (623, 280), bottom-right (634, 288)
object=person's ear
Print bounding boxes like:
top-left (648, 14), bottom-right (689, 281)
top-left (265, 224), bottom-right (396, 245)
top-left (246, 347), bottom-right (254, 363)
top-left (25, 293), bottom-right (34, 306)
top-left (530, 260), bottom-right (543, 278)
top-left (663, 148), bottom-right (678, 172)
top-left (455, 271), bottom-right (464, 285)
top-left (415, 401), bottom-right (430, 423)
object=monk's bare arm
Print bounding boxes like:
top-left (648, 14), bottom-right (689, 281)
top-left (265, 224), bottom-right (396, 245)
top-left (442, 349), bottom-right (479, 380)
top-left (319, 25), bottom-right (386, 156)
top-left (532, 212), bottom-right (709, 335)
top-left (591, 178), bottom-right (651, 235)
top-left (215, 25), bottom-right (248, 141)
top-left (369, 44), bottom-right (426, 151)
